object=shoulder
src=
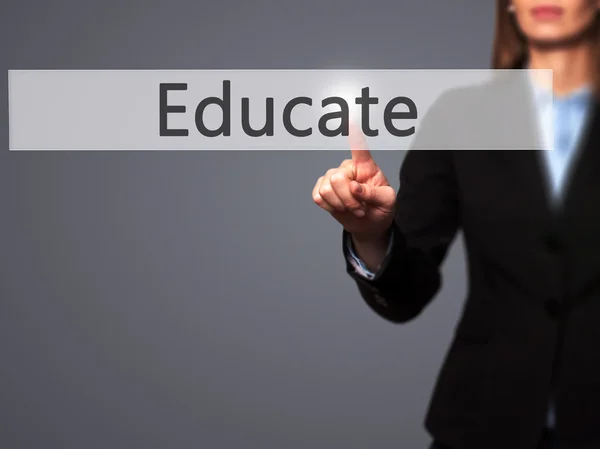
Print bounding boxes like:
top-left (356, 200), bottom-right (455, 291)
top-left (412, 73), bottom-right (533, 151)
top-left (426, 73), bottom-right (522, 116)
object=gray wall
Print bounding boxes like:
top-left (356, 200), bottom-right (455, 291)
top-left (1, 1), bottom-right (493, 448)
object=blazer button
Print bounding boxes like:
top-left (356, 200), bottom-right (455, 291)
top-left (545, 297), bottom-right (561, 319)
top-left (374, 293), bottom-right (388, 308)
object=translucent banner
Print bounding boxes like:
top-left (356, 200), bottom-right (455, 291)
top-left (8, 69), bottom-right (553, 151)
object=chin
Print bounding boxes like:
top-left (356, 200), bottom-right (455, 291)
top-left (527, 30), bottom-right (591, 49)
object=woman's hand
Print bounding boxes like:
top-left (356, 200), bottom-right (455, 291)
top-left (312, 128), bottom-right (396, 243)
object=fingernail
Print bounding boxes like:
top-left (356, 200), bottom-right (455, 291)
top-left (355, 183), bottom-right (363, 194)
top-left (354, 209), bottom-right (365, 217)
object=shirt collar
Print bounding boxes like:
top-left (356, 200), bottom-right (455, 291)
top-left (527, 69), bottom-right (592, 109)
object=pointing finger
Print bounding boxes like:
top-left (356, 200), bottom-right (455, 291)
top-left (349, 122), bottom-right (373, 164)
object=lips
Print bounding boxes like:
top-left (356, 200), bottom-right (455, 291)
top-left (531, 5), bottom-right (564, 20)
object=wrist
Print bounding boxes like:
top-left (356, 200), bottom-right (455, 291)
top-left (351, 224), bottom-right (393, 246)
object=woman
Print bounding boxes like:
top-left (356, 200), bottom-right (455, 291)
top-left (312, 1), bottom-right (600, 449)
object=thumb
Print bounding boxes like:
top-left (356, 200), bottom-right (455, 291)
top-left (351, 181), bottom-right (395, 208)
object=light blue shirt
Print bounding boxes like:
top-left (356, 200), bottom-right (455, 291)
top-left (346, 80), bottom-right (593, 429)
top-left (535, 83), bottom-right (592, 201)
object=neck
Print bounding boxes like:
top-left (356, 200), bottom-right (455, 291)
top-left (528, 41), bottom-right (594, 96)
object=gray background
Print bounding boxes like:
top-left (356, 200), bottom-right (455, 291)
top-left (1, 1), bottom-right (492, 448)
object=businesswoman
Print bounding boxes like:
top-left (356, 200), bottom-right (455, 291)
top-left (312, 1), bottom-right (600, 449)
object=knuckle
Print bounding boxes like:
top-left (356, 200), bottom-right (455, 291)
top-left (319, 183), bottom-right (332, 195)
top-left (330, 171), bottom-right (347, 185)
top-left (312, 179), bottom-right (322, 193)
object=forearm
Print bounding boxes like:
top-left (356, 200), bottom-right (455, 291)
top-left (344, 222), bottom-right (445, 323)
top-left (344, 147), bottom-right (459, 323)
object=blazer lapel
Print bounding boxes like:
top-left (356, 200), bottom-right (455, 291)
top-left (501, 74), bottom-right (556, 220)
top-left (559, 101), bottom-right (600, 302)
top-left (503, 84), bottom-right (600, 219)
top-left (561, 100), bottom-right (600, 210)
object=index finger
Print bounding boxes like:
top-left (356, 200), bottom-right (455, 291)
top-left (348, 121), bottom-right (373, 163)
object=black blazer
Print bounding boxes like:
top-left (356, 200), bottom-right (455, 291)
top-left (342, 78), bottom-right (600, 449)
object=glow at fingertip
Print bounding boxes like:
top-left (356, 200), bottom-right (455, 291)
top-left (320, 81), bottom-right (363, 121)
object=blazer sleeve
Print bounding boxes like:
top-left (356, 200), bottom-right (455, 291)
top-left (343, 94), bottom-right (461, 323)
